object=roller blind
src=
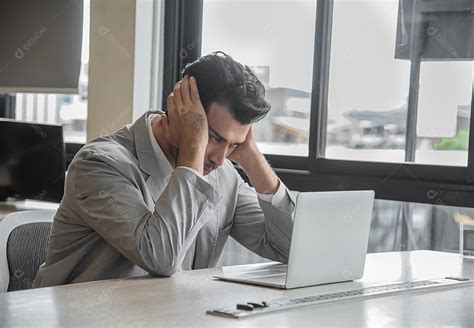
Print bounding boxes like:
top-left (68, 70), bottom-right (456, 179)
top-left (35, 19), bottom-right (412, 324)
top-left (0, 0), bottom-right (83, 93)
top-left (395, 0), bottom-right (474, 60)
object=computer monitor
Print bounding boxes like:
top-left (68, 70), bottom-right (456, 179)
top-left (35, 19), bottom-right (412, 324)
top-left (0, 118), bottom-right (65, 202)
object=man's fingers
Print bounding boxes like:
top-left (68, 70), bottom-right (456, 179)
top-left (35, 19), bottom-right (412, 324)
top-left (181, 75), bottom-right (192, 105)
top-left (161, 114), bottom-right (178, 147)
top-left (167, 93), bottom-right (175, 109)
top-left (190, 76), bottom-right (201, 103)
top-left (162, 113), bottom-right (170, 128)
top-left (161, 114), bottom-right (170, 135)
top-left (247, 125), bottom-right (254, 139)
top-left (173, 81), bottom-right (184, 110)
top-left (165, 77), bottom-right (207, 151)
top-left (166, 94), bottom-right (176, 120)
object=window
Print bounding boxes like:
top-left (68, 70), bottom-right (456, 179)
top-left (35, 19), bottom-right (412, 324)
top-left (414, 62), bottom-right (472, 166)
top-left (164, 0), bottom-right (474, 207)
top-left (14, 0), bottom-right (90, 144)
top-left (325, 0), bottom-right (473, 167)
top-left (201, 0), bottom-right (317, 156)
top-left (326, 0), bottom-right (410, 163)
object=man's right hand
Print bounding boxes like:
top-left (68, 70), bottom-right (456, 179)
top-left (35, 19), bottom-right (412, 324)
top-left (161, 76), bottom-right (208, 174)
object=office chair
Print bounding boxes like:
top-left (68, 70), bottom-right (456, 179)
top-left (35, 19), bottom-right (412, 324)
top-left (0, 210), bottom-right (56, 292)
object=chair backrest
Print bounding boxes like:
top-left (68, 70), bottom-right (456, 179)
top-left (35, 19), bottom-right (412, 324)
top-left (0, 210), bottom-right (56, 292)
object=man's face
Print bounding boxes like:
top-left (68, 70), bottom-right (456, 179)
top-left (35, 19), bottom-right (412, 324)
top-left (203, 102), bottom-right (250, 175)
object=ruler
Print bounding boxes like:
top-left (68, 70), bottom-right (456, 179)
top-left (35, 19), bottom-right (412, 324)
top-left (207, 277), bottom-right (472, 319)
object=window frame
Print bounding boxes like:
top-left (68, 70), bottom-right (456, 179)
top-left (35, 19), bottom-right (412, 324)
top-left (167, 0), bottom-right (474, 207)
top-left (0, 94), bottom-right (15, 119)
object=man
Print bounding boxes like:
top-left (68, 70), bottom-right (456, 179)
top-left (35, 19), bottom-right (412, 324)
top-left (33, 52), bottom-right (295, 287)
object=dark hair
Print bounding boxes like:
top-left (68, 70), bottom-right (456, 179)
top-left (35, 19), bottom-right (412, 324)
top-left (181, 51), bottom-right (270, 124)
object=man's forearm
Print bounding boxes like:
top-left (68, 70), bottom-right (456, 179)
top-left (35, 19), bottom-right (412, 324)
top-left (238, 147), bottom-right (279, 195)
top-left (177, 142), bottom-right (206, 175)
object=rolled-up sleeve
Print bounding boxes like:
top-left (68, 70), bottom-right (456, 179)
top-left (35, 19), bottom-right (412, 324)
top-left (230, 174), bottom-right (296, 263)
top-left (257, 179), bottom-right (293, 214)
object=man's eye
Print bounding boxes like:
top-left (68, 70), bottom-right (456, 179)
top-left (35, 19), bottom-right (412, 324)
top-left (209, 135), bottom-right (220, 142)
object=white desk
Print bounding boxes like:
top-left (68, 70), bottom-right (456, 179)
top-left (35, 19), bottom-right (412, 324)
top-left (0, 251), bottom-right (473, 327)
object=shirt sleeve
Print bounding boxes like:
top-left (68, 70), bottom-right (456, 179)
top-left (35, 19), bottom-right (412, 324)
top-left (177, 166), bottom-right (204, 178)
top-left (231, 173), bottom-right (295, 263)
top-left (257, 179), bottom-right (291, 211)
top-left (73, 150), bottom-right (221, 277)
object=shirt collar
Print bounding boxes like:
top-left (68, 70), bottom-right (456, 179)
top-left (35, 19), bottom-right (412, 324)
top-left (147, 113), bottom-right (173, 179)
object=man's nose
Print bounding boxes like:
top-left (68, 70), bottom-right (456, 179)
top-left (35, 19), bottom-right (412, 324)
top-left (211, 146), bottom-right (228, 166)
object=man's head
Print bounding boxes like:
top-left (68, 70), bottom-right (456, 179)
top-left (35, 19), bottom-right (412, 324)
top-left (181, 51), bottom-right (270, 174)
top-left (182, 51), bottom-right (270, 124)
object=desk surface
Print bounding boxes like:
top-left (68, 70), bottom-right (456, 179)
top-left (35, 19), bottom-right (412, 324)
top-left (1, 250), bottom-right (473, 327)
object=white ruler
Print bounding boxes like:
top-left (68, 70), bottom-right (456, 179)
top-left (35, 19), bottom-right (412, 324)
top-left (207, 277), bottom-right (473, 319)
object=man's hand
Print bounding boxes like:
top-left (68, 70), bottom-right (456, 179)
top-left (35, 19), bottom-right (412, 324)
top-left (227, 126), bottom-right (257, 165)
top-left (229, 127), bottom-right (280, 195)
top-left (161, 76), bottom-right (208, 174)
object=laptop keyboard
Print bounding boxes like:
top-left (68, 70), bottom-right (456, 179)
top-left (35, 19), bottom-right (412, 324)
top-left (238, 264), bottom-right (288, 278)
top-left (239, 272), bottom-right (286, 279)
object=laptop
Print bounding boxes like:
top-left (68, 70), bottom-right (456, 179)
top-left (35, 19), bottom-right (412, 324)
top-left (214, 190), bottom-right (375, 289)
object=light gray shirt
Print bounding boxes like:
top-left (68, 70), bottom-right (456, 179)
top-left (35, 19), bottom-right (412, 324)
top-left (33, 111), bottom-right (295, 287)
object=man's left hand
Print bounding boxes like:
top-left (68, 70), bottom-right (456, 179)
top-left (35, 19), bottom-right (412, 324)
top-left (228, 127), bottom-right (279, 195)
top-left (227, 126), bottom-right (258, 167)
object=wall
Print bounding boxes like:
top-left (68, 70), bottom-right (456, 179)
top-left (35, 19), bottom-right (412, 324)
top-left (87, 0), bottom-right (160, 141)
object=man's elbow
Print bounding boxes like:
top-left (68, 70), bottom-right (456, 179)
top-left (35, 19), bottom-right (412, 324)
top-left (140, 250), bottom-right (179, 277)
top-left (148, 265), bottom-right (178, 277)
top-left (138, 234), bottom-right (179, 277)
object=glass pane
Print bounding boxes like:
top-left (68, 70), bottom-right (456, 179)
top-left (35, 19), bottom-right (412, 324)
top-left (201, 0), bottom-right (317, 156)
top-left (326, 0), bottom-right (474, 167)
top-left (415, 62), bottom-right (473, 166)
top-left (325, 0), bottom-right (410, 163)
top-left (15, 0), bottom-right (89, 144)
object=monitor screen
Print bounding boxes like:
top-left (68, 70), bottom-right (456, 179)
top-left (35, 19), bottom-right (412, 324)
top-left (0, 119), bottom-right (65, 202)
